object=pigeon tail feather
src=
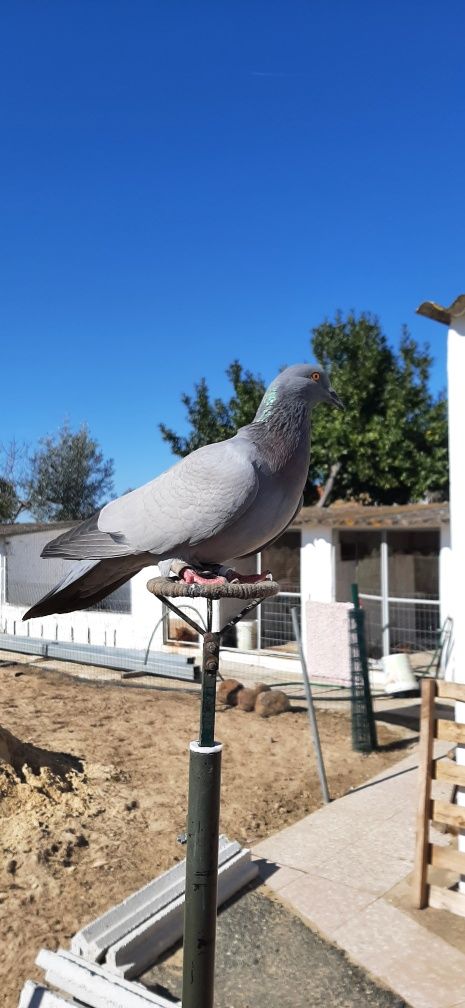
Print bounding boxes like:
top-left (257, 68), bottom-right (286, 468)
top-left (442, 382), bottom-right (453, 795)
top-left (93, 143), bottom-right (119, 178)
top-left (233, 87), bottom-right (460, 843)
top-left (23, 555), bottom-right (150, 620)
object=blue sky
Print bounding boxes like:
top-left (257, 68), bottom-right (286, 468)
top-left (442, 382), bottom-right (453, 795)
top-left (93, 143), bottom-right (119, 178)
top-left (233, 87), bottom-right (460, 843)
top-left (1, 1), bottom-right (463, 495)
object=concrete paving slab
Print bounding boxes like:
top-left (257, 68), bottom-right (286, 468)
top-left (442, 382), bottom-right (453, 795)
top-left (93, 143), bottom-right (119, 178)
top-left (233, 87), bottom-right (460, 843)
top-left (276, 871), bottom-right (376, 937)
top-left (317, 847), bottom-right (411, 896)
top-left (254, 746), bottom-right (465, 1008)
top-left (334, 901), bottom-right (465, 1008)
top-left (253, 828), bottom-right (349, 873)
top-left (252, 861), bottom-right (304, 893)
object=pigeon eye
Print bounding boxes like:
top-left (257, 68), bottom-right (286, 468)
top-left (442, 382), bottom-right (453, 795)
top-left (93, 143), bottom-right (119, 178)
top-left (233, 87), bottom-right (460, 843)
top-left (311, 371), bottom-right (320, 381)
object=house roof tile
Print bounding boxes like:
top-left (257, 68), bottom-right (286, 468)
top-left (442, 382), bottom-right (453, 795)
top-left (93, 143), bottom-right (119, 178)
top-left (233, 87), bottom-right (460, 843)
top-left (293, 501), bottom-right (449, 529)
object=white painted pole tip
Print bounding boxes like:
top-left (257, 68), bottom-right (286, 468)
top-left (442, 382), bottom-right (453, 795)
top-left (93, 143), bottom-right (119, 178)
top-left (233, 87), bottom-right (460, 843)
top-left (189, 740), bottom-right (223, 755)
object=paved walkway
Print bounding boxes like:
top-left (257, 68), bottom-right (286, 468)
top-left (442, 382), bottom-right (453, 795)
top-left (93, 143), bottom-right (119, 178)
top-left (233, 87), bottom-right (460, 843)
top-left (253, 743), bottom-right (465, 1008)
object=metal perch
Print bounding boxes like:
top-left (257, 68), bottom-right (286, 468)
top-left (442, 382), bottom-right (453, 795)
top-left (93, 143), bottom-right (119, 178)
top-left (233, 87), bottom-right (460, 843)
top-left (146, 575), bottom-right (280, 1008)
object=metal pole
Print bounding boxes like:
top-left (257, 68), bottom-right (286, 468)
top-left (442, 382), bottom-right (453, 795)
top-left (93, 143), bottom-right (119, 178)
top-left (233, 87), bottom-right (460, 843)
top-left (380, 530), bottom-right (390, 657)
top-left (350, 584), bottom-right (378, 752)
top-left (291, 607), bottom-right (330, 805)
top-left (182, 740), bottom-right (222, 1008)
top-left (182, 622), bottom-right (221, 1008)
top-left (146, 577), bottom-right (280, 1008)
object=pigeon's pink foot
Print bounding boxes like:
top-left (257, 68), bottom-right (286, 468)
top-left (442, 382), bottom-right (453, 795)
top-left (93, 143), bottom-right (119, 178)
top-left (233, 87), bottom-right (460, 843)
top-left (179, 566), bottom-right (272, 585)
top-left (180, 568), bottom-right (227, 586)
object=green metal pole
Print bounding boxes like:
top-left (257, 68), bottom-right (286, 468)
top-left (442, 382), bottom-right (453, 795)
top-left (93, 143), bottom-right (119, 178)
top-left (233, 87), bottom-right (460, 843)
top-left (350, 583), bottom-right (378, 752)
top-left (182, 624), bottom-right (222, 1008)
top-left (199, 632), bottom-right (220, 747)
top-left (182, 740), bottom-right (222, 1008)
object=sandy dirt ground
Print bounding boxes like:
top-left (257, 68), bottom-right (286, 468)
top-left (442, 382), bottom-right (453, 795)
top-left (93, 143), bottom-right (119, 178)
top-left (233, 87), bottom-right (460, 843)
top-left (0, 662), bottom-right (416, 1008)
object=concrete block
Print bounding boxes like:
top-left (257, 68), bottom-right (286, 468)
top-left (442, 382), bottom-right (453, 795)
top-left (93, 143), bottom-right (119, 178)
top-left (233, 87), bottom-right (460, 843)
top-left (71, 836), bottom-right (241, 961)
top-left (106, 848), bottom-right (258, 978)
top-left (0, 634), bottom-right (199, 680)
top-left (36, 949), bottom-right (179, 1007)
top-left (18, 980), bottom-right (73, 1007)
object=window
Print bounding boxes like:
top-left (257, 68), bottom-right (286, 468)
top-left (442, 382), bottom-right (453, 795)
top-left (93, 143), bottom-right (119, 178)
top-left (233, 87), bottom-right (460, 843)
top-left (261, 531), bottom-right (300, 591)
top-left (337, 531), bottom-right (381, 600)
top-left (387, 531), bottom-right (439, 600)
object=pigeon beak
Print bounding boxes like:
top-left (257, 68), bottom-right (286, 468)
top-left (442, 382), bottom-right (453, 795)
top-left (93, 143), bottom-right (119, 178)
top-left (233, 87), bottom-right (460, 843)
top-left (328, 388), bottom-right (345, 411)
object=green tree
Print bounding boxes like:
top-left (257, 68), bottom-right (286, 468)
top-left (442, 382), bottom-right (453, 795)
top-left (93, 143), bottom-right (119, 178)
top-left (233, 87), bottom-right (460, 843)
top-left (159, 360), bottom-right (266, 456)
top-left (27, 423), bottom-right (115, 521)
top-left (160, 313), bottom-right (448, 506)
top-left (0, 440), bottom-right (29, 522)
top-left (0, 477), bottom-right (21, 523)
top-left (309, 313), bottom-right (448, 503)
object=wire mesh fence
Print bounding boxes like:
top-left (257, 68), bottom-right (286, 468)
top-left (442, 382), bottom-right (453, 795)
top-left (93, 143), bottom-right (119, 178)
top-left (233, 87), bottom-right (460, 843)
top-left (348, 607), bottom-right (377, 753)
top-left (388, 599), bottom-right (440, 654)
top-left (258, 591), bottom-right (300, 653)
top-left (359, 592), bottom-right (440, 661)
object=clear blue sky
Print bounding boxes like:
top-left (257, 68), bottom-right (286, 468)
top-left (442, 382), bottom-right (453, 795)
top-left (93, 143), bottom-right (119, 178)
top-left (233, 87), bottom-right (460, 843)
top-left (1, 1), bottom-right (463, 495)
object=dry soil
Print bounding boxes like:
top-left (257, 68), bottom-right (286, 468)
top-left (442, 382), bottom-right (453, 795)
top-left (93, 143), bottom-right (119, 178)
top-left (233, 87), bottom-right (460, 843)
top-left (0, 661), bottom-right (416, 1008)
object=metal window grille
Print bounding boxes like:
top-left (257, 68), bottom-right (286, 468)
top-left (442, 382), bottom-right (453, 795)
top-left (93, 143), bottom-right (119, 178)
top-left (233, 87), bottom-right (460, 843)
top-left (257, 591), bottom-right (300, 653)
top-left (359, 593), bottom-right (440, 659)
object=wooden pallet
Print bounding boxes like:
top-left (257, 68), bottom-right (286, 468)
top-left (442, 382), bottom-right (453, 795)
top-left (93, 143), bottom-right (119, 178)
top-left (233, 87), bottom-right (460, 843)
top-left (413, 678), bottom-right (465, 914)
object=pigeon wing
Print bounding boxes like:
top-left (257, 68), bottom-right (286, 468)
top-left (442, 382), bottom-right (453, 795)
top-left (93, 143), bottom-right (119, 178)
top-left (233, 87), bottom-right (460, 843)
top-left (43, 439), bottom-right (259, 561)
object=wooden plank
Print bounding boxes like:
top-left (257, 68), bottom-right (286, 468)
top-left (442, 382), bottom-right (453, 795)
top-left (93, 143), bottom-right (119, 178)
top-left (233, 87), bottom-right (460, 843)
top-left (434, 758), bottom-right (465, 785)
top-left (413, 678), bottom-right (436, 908)
top-left (430, 844), bottom-right (465, 874)
top-left (428, 884), bottom-right (465, 919)
top-left (436, 720), bottom-right (465, 744)
top-left (432, 799), bottom-right (465, 830)
top-left (437, 682), bottom-right (465, 703)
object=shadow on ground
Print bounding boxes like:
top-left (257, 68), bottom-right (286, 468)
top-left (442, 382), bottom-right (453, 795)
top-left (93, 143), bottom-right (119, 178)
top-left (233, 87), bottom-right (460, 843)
top-left (376, 700), bottom-right (452, 735)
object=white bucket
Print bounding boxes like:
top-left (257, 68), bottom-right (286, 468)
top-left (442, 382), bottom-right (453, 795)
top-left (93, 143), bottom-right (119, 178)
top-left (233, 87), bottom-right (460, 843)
top-left (236, 619), bottom-right (257, 651)
top-left (382, 652), bottom-right (417, 694)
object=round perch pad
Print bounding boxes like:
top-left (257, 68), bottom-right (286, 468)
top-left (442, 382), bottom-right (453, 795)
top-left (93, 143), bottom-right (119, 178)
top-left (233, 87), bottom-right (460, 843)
top-left (146, 577), bottom-right (280, 600)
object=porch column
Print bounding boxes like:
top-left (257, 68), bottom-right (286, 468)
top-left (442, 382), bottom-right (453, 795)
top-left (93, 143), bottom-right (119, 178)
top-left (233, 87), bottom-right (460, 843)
top-left (418, 295), bottom-right (465, 887)
top-left (300, 526), bottom-right (334, 658)
top-left (439, 524), bottom-right (452, 662)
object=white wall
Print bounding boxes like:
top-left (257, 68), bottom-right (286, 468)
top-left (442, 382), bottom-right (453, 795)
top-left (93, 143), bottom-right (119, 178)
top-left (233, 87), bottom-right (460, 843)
top-left (0, 529), bottom-right (166, 652)
top-left (305, 599), bottom-right (352, 685)
top-left (0, 530), bottom-right (263, 661)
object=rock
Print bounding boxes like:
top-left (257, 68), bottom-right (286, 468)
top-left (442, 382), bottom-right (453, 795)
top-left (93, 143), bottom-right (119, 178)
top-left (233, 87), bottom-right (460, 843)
top-left (252, 683), bottom-right (271, 697)
top-left (217, 678), bottom-right (243, 706)
top-left (237, 688), bottom-right (257, 712)
top-left (255, 690), bottom-right (290, 718)
top-left (124, 799), bottom-right (139, 812)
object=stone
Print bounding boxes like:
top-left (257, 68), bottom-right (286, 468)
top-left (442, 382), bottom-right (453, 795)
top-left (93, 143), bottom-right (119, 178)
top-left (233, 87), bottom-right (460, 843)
top-left (217, 678), bottom-right (243, 706)
top-left (255, 690), bottom-right (290, 718)
top-left (237, 688), bottom-right (257, 712)
top-left (252, 682), bottom-right (271, 697)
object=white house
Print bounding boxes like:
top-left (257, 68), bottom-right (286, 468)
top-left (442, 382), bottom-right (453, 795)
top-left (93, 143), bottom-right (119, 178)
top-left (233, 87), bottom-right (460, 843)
top-left (0, 500), bottom-right (451, 684)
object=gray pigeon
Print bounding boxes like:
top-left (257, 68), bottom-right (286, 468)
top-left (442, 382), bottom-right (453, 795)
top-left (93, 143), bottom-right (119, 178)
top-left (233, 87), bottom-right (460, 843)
top-left (24, 364), bottom-right (343, 619)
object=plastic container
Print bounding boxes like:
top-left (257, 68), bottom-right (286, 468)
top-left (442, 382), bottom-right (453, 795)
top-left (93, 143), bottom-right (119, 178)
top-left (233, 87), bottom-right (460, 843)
top-left (236, 619), bottom-right (257, 651)
top-left (382, 652), bottom-right (417, 694)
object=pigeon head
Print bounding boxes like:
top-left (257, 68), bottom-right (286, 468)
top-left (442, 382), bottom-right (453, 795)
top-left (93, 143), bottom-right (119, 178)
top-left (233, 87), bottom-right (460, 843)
top-left (256, 364), bottom-right (344, 421)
